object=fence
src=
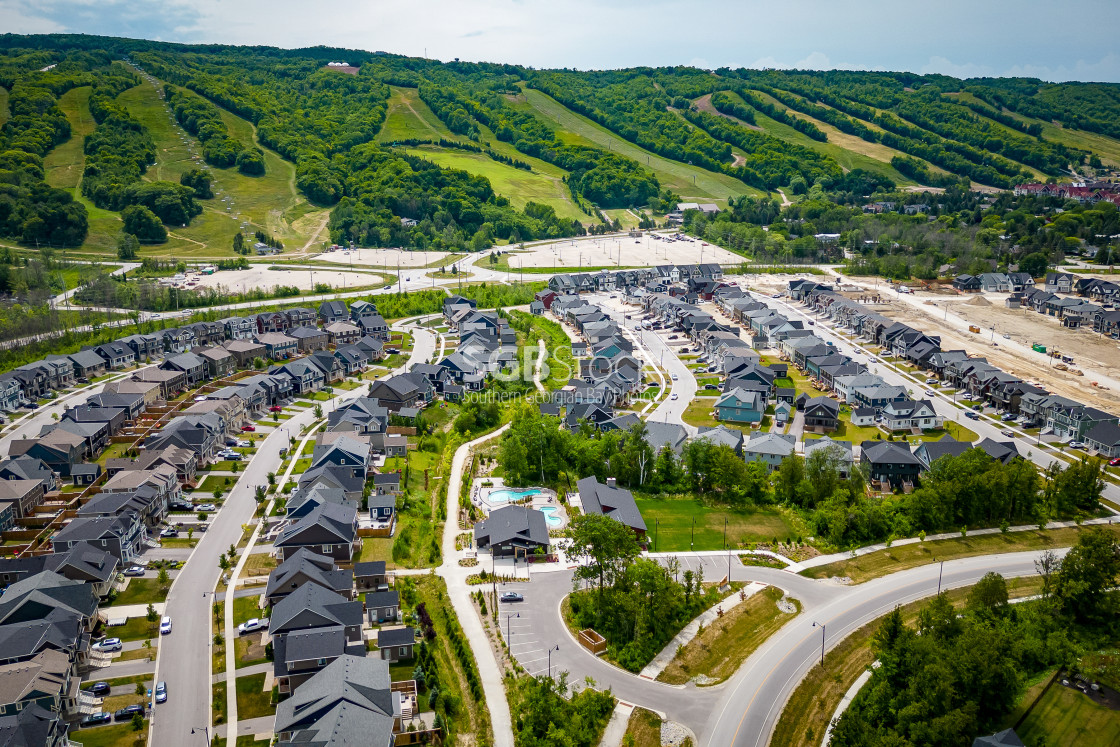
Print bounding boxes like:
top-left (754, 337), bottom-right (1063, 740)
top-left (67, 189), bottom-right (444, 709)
top-left (578, 629), bottom-right (607, 656)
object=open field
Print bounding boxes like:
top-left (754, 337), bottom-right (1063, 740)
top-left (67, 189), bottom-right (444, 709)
top-left (403, 146), bottom-right (585, 222)
top-left (802, 524), bottom-right (1120, 583)
top-left (512, 86), bottom-right (766, 204)
top-left (377, 86), bottom-right (461, 143)
top-left (637, 495), bottom-right (799, 551)
top-left (657, 586), bottom-right (798, 685)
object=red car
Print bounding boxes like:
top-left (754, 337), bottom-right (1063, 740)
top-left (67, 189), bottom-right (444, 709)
top-left (241, 425), bottom-right (256, 432)
top-left (1110, 457), bottom-right (1120, 467)
top-left (269, 405), bottom-right (282, 412)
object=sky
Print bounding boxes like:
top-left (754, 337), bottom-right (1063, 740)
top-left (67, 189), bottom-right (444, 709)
top-left (4, 0), bottom-right (1120, 83)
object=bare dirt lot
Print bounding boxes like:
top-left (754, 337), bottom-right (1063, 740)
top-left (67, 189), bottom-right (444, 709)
top-left (889, 291), bottom-right (1120, 412)
top-left (190, 266), bottom-right (387, 292)
top-left (736, 273), bottom-right (1120, 412)
top-left (311, 248), bottom-right (461, 268)
top-left (497, 233), bottom-right (745, 269)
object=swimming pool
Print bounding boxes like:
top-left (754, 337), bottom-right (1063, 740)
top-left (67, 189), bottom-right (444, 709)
top-left (487, 488), bottom-right (542, 504)
top-left (539, 506), bottom-right (563, 527)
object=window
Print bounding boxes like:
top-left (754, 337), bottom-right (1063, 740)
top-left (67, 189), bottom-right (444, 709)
top-left (399, 647), bottom-right (408, 657)
top-left (317, 658), bottom-right (326, 667)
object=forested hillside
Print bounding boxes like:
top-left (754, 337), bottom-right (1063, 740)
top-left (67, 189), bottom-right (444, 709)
top-left (2, 34), bottom-right (1120, 258)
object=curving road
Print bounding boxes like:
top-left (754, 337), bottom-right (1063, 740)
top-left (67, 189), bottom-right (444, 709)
top-left (496, 549), bottom-right (1059, 747)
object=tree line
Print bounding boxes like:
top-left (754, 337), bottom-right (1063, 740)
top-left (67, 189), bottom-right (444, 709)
top-left (165, 86), bottom-right (264, 175)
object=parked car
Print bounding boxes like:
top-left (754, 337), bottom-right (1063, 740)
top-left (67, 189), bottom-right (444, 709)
top-left (93, 638), bottom-right (122, 653)
top-left (122, 566), bottom-right (146, 577)
top-left (224, 453), bottom-right (242, 461)
top-left (971, 404), bottom-right (983, 411)
top-left (1001, 429), bottom-right (1015, 437)
top-left (1001, 413), bottom-right (1017, 422)
top-left (113, 704), bottom-right (145, 722)
top-left (238, 618), bottom-right (268, 635)
top-left (159, 527), bottom-right (178, 538)
top-left (269, 405), bottom-right (282, 412)
top-left (1069, 441), bottom-right (1086, 449)
top-left (196, 503), bottom-right (217, 512)
top-left (964, 412), bottom-right (980, 421)
top-left (154, 682), bottom-right (167, 704)
top-left (84, 682), bottom-right (111, 697)
top-left (224, 438), bottom-right (239, 447)
top-left (80, 713), bottom-right (112, 727)
top-left (704, 384), bottom-right (719, 390)
top-left (925, 378), bottom-right (938, 385)
top-left (241, 424), bottom-right (256, 432)
top-left (500, 591), bottom-right (524, 603)
top-left (1109, 457), bottom-right (1120, 467)
top-left (159, 616), bottom-right (172, 635)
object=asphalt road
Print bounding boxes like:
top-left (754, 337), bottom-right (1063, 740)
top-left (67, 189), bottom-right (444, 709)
top-left (587, 293), bottom-right (698, 433)
top-left (498, 549), bottom-right (1060, 747)
top-left (148, 318), bottom-right (437, 745)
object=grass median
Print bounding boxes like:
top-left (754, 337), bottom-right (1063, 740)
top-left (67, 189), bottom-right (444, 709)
top-left (657, 586), bottom-right (799, 686)
top-left (801, 524), bottom-right (1120, 583)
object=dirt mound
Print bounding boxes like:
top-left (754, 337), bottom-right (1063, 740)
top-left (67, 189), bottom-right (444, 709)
top-left (965, 296), bottom-right (992, 306)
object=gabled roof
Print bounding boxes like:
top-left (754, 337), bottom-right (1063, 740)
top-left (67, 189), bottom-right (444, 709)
top-left (576, 477), bottom-right (646, 533)
top-left (270, 583), bottom-right (363, 634)
top-left (474, 504), bottom-right (549, 548)
top-left (273, 655), bottom-right (395, 745)
top-left (276, 502), bottom-right (357, 547)
top-left (860, 441), bottom-right (921, 466)
top-left (266, 548), bottom-right (352, 601)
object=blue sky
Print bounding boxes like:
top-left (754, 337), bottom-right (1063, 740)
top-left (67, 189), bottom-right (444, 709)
top-left (4, 0), bottom-right (1120, 82)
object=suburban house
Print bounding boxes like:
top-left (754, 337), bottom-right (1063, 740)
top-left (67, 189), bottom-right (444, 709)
top-left (376, 626), bottom-right (416, 663)
top-left (880, 399), bottom-right (942, 432)
top-left (257, 332), bottom-right (298, 360)
top-left (913, 435), bottom-right (973, 469)
top-left (272, 655), bottom-right (401, 745)
top-left (1085, 422), bottom-right (1120, 458)
top-left (91, 343), bottom-right (134, 370)
top-left (275, 503), bottom-right (361, 564)
top-left (860, 441), bottom-right (922, 490)
top-left (289, 325), bottom-right (330, 353)
top-left (161, 352), bottom-right (208, 388)
top-left (51, 513), bottom-right (145, 564)
top-left (265, 548), bottom-right (354, 608)
top-left (196, 347), bottom-right (235, 380)
top-left (368, 374), bottom-right (432, 412)
top-left (802, 396), bottom-right (840, 432)
top-left (803, 437), bottom-right (853, 477)
top-left (714, 388), bottom-right (763, 424)
top-left (576, 477), bottom-right (646, 539)
top-left (318, 301), bottom-right (349, 324)
top-left (742, 432), bottom-right (796, 472)
top-left (473, 505), bottom-right (550, 558)
top-left (224, 339), bottom-right (267, 368)
top-left (326, 321), bottom-right (361, 346)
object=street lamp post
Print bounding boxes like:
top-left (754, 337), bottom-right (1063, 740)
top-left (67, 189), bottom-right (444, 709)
top-left (506, 612), bottom-right (520, 648)
top-left (190, 726), bottom-right (209, 745)
top-left (937, 560), bottom-right (945, 594)
top-left (547, 644), bottom-right (559, 679)
top-left (655, 519), bottom-right (659, 553)
top-left (725, 518), bottom-right (731, 580)
top-left (811, 621), bottom-right (826, 667)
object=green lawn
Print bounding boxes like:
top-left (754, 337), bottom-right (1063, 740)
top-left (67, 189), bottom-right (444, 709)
top-left (637, 495), bottom-right (798, 551)
top-left (110, 579), bottom-right (170, 607)
top-left (657, 586), bottom-right (798, 685)
top-left (232, 595), bottom-right (263, 627)
top-left (235, 673), bottom-right (276, 719)
top-left (404, 146), bottom-right (585, 222)
top-left (1014, 673), bottom-right (1120, 744)
top-left (514, 86), bottom-right (765, 204)
top-left (378, 86), bottom-right (462, 143)
top-left (683, 396), bottom-right (721, 428)
top-left (70, 722), bottom-right (148, 747)
top-left (105, 617), bottom-right (159, 642)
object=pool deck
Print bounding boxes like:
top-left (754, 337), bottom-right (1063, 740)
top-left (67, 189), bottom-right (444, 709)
top-left (471, 478), bottom-right (568, 529)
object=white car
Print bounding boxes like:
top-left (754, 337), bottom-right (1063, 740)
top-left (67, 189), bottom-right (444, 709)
top-left (196, 504), bottom-right (217, 512)
top-left (671, 393), bottom-right (679, 400)
top-left (1069, 441), bottom-right (1086, 449)
top-left (238, 618), bottom-right (268, 635)
top-left (159, 616), bottom-right (172, 635)
top-left (671, 374), bottom-right (679, 381)
top-left (93, 638), bottom-right (122, 653)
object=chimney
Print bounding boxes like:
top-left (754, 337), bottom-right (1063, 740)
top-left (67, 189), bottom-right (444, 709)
top-left (606, 477), bottom-right (616, 488)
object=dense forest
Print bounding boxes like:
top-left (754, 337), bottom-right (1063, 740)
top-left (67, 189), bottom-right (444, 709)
top-left (2, 34), bottom-right (1120, 259)
top-left (833, 530), bottom-right (1120, 746)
